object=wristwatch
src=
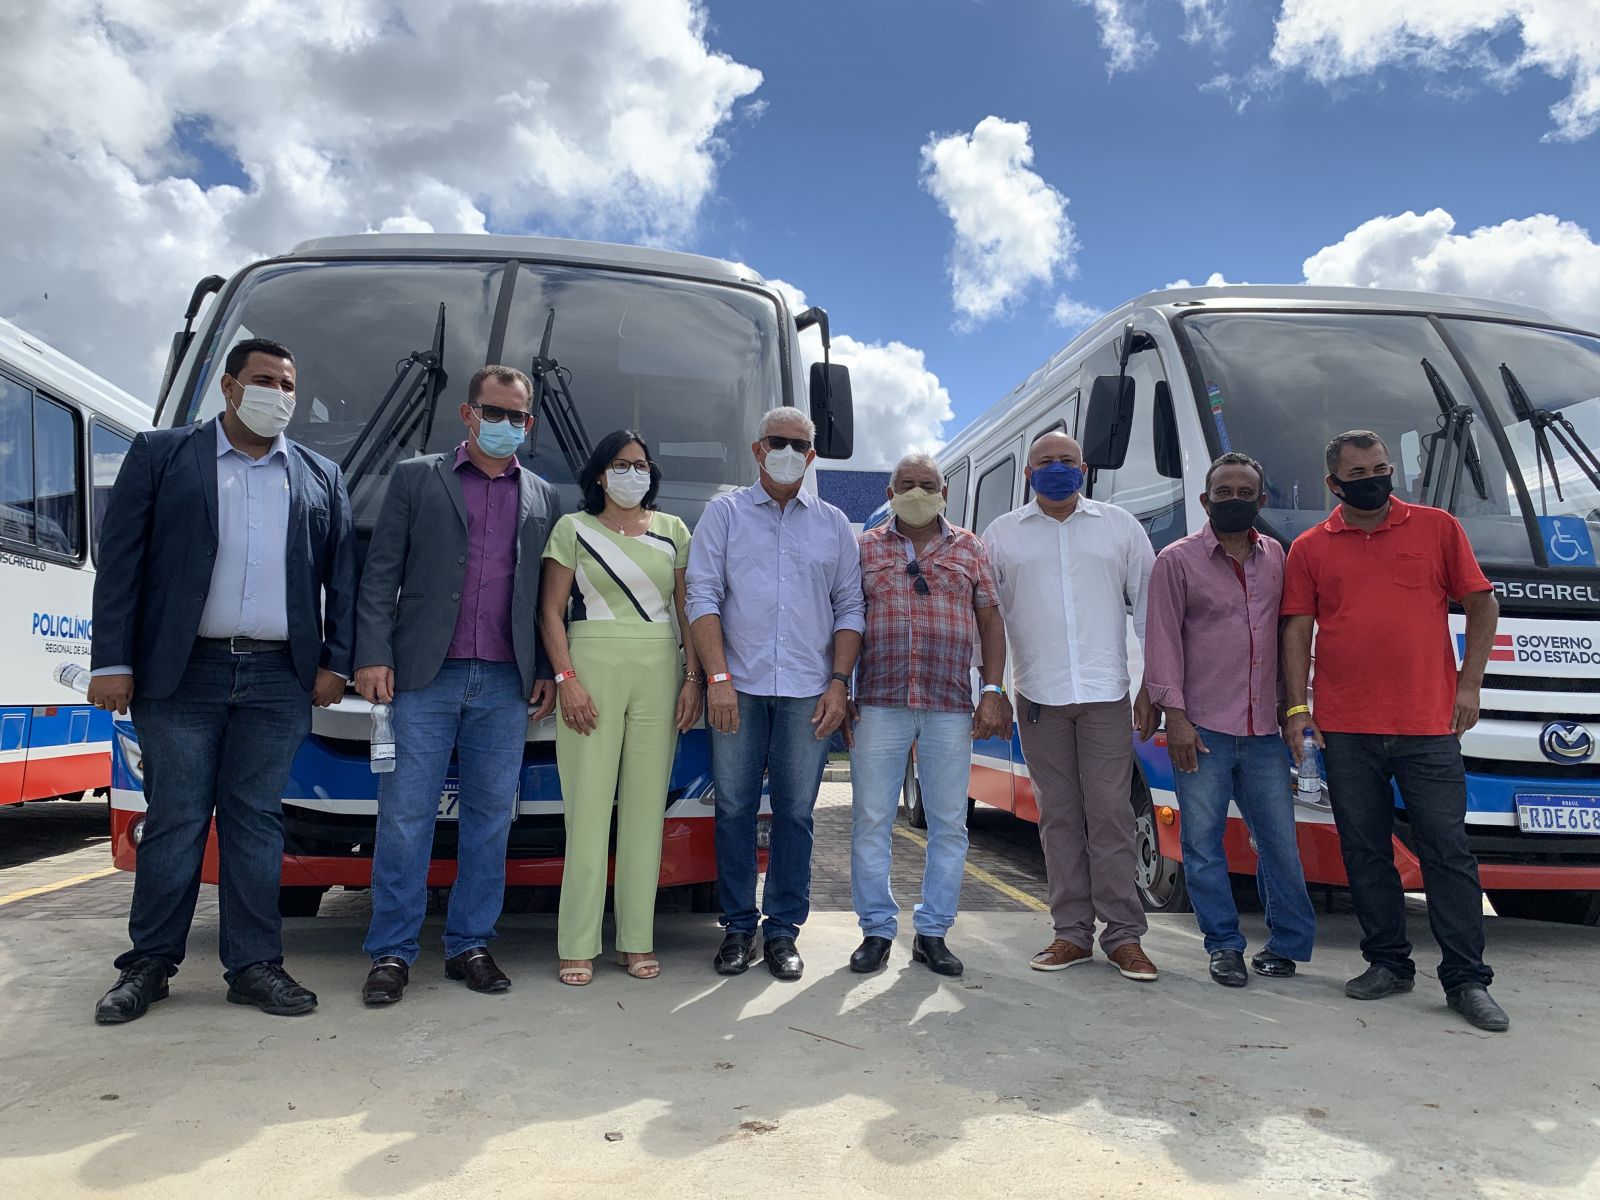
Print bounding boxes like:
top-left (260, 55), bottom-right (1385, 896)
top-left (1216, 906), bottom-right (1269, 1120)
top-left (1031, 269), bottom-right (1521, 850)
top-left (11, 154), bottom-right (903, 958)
top-left (830, 671), bottom-right (852, 691)
top-left (684, 671), bottom-right (705, 684)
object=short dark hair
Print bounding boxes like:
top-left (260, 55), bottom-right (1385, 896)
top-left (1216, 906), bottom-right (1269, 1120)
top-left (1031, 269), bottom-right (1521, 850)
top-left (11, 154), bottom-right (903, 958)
top-left (1325, 429), bottom-right (1388, 475)
top-left (224, 337), bottom-right (294, 380)
top-left (1204, 451), bottom-right (1265, 491)
top-left (467, 364), bottom-right (533, 405)
top-left (578, 429), bottom-right (661, 515)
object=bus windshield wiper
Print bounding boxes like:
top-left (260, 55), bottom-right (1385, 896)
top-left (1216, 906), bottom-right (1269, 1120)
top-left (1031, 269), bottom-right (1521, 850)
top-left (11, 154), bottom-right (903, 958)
top-left (528, 306), bottom-right (592, 478)
top-left (342, 303), bottom-right (449, 488)
top-left (1418, 357), bottom-right (1487, 511)
top-left (1500, 362), bottom-right (1600, 508)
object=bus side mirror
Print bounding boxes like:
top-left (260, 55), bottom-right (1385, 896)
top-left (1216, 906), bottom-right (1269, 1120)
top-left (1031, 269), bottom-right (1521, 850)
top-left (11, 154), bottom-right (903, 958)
top-left (810, 362), bottom-right (854, 460)
top-left (1084, 375), bottom-right (1135, 470)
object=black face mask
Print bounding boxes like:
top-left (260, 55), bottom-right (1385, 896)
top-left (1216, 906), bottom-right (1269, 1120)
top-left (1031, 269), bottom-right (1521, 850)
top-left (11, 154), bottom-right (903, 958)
top-left (1334, 473), bottom-right (1394, 512)
top-left (1207, 497), bottom-right (1259, 534)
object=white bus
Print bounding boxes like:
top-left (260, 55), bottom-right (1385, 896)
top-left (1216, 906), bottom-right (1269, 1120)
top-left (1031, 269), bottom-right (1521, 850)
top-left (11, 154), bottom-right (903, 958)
top-left (111, 233), bottom-right (854, 914)
top-left (0, 317), bottom-right (151, 808)
top-left (903, 285), bottom-right (1600, 925)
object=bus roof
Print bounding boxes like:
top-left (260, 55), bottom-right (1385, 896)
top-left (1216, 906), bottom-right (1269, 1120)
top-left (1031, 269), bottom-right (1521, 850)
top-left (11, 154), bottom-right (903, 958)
top-left (0, 316), bottom-right (152, 431)
top-left (938, 283), bottom-right (1578, 465)
top-left (286, 234), bottom-right (766, 288)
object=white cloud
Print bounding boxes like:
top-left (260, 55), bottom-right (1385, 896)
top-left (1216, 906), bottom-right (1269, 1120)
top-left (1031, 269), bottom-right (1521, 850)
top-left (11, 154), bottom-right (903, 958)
top-left (771, 279), bottom-right (955, 471)
top-left (1051, 296), bottom-right (1102, 330)
top-left (919, 116), bottom-right (1076, 327)
top-left (1162, 272), bottom-right (1241, 287)
top-left (1301, 208), bottom-right (1600, 330)
top-left (1078, 1), bottom-right (1159, 73)
top-left (1177, 0), bottom-right (1232, 48)
top-left (1266, 1), bottom-right (1600, 141)
top-left (0, 0), bottom-right (762, 400)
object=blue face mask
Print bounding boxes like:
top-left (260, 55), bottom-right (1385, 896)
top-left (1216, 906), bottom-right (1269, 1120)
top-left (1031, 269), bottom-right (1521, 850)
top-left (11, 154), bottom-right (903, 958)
top-left (1032, 462), bottom-right (1084, 501)
top-left (474, 415), bottom-right (525, 459)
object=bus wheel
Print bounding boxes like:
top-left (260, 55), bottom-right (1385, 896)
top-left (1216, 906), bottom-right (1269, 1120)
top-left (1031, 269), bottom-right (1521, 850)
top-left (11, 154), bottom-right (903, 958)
top-left (278, 886), bottom-right (327, 918)
top-left (901, 755), bottom-right (928, 830)
top-left (1487, 890), bottom-right (1600, 926)
top-left (1132, 786), bottom-right (1190, 913)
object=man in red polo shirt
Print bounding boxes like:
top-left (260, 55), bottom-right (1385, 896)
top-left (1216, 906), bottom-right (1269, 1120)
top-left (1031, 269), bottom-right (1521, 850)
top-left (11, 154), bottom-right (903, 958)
top-left (1281, 430), bottom-right (1507, 1032)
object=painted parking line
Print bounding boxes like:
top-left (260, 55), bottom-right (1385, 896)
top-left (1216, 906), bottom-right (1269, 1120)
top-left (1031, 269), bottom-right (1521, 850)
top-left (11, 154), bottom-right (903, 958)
top-left (0, 866), bottom-right (120, 908)
top-left (893, 825), bottom-right (1049, 914)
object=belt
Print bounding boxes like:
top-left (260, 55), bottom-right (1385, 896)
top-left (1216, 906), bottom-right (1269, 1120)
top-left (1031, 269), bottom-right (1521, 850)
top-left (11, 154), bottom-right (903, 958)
top-left (199, 636), bottom-right (290, 655)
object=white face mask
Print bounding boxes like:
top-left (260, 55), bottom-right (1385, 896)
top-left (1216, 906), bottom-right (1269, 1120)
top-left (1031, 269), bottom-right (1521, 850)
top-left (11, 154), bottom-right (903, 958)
top-left (604, 467), bottom-right (652, 508)
top-left (235, 384), bottom-right (295, 438)
top-left (762, 445), bottom-right (808, 485)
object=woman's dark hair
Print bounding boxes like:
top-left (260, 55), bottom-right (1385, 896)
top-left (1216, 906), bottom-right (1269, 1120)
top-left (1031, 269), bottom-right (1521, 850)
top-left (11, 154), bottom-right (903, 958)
top-left (579, 429), bottom-right (661, 514)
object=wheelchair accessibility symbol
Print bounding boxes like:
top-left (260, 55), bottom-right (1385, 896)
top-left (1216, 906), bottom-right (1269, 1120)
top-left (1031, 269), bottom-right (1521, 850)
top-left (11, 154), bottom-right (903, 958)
top-left (1538, 516), bottom-right (1597, 566)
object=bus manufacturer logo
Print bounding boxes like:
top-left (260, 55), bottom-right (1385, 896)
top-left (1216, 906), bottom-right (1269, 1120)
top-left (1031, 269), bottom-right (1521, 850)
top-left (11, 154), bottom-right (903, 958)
top-left (1539, 721), bottom-right (1596, 765)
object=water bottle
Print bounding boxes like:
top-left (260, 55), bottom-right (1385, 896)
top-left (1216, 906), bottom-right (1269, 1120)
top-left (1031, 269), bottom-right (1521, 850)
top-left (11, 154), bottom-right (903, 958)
top-left (54, 663), bottom-right (91, 695)
top-left (370, 703), bottom-right (396, 774)
top-left (1297, 732), bottom-right (1321, 799)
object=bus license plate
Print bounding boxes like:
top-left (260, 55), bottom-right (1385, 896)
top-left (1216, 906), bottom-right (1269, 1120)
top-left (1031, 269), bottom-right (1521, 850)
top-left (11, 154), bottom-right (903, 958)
top-left (437, 782), bottom-right (460, 820)
top-left (1515, 794), bottom-right (1600, 835)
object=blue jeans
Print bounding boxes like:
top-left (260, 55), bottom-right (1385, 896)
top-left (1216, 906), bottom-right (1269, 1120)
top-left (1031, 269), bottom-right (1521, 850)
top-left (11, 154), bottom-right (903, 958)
top-left (710, 692), bottom-right (832, 940)
top-left (364, 660), bottom-right (526, 965)
top-left (850, 705), bottom-right (972, 938)
top-left (121, 641), bottom-right (311, 980)
top-left (1174, 728), bottom-right (1317, 960)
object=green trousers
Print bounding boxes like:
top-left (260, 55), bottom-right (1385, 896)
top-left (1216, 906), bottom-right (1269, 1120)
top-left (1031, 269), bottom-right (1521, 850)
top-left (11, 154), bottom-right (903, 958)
top-left (556, 634), bottom-right (682, 959)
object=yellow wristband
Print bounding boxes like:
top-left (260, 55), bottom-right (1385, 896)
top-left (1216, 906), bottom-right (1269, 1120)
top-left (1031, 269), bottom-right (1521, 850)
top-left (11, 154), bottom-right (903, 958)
top-left (1285, 705), bottom-right (1311, 719)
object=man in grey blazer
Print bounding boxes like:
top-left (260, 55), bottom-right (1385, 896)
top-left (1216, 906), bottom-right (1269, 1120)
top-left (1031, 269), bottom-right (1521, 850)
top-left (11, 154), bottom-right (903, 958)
top-left (354, 365), bottom-right (559, 1003)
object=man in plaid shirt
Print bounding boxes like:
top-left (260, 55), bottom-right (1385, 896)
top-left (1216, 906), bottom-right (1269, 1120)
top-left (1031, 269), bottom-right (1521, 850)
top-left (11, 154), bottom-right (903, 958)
top-left (847, 453), bottom-right (1010, 977)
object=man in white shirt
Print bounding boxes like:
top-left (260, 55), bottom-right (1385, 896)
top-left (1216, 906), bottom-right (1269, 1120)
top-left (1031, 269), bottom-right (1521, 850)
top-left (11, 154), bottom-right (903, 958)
top-left (982, 431), bottom-right (1159, 981)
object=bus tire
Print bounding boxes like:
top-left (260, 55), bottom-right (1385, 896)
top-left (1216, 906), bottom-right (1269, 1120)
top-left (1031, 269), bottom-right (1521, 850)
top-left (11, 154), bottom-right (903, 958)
top-left (1487, 889), bottom-right (1600, 926)
top-left (278, 886), bottom-right (327, 918)
top-left (901, 755), bottom-right (928, 830)
top-left (1132, 782), bottom-right (1191, 914)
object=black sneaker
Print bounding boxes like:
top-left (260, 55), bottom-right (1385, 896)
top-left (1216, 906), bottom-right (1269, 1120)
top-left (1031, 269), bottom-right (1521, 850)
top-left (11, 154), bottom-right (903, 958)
top-left (1446, 984), bottom-right (1510, 1032)
top-left (1344, 963), bottom-right (1415, 1001)
top-left (227, 962), bottom-right (318, 1016)
top-left (94, 959), bottom-right (171, 1025)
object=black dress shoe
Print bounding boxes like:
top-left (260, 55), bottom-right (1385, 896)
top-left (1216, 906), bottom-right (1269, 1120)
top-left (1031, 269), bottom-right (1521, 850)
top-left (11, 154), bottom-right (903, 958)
top-left (1209, 949), bottom-right (1249, 988)
top-left (1345, 963), bottom-right (1415, 1000)
top-left (850, 936), bottom-right (893, 973)
top-left (227, 962), bottom-right (318, 1016)
top-left (444, 948), bottom-right (511, 993)
top-left (94, 959), bottom-right (171, 1025)
top-left (714, 931), bottom-right (755, 976)
top-left (912, 935), bottom-right (963, 977)
top-left (362, 956), bottom-right (409, 1005)
top-left (764, 936), bottom-right (804, 980)
top-left (1251, 950), bottom-right (1296, 978)
top-left (1447, 984), bottom-right (1510, 1032)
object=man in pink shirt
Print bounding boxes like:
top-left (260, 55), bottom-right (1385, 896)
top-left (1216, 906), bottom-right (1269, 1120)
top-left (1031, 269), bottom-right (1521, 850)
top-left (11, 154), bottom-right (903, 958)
top-left (1144, 453), bottom-right (1316, 989)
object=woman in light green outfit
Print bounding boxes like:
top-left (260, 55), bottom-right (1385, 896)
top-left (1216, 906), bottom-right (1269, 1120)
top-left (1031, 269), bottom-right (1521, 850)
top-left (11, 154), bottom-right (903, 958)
top-left (540, 429), bottom-right (702, 986)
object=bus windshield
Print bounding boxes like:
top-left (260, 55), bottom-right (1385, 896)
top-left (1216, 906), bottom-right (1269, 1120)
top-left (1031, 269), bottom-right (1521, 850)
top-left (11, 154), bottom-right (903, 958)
top-left (182, 259), bottom-right (782, 525)
top-left (1177, 310), bottom-right (1539, 567)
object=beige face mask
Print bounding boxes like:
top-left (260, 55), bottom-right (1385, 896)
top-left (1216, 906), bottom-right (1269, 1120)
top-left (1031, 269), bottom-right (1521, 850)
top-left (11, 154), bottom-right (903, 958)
top-left (890, 487), bottom-right (946, 527)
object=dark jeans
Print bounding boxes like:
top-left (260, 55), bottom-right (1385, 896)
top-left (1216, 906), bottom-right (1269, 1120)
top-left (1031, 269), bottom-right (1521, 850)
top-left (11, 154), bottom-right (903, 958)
top-left (121, 641), bottom-right (312, 980)
top-left (710, 692), bottom-right (832, 941)
top-left (1322, 732), bottom-right (1492, 992)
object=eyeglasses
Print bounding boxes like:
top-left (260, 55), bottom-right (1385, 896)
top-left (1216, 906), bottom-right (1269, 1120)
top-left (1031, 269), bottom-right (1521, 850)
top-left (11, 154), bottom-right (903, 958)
top-left (763, 435), bottom-right (813, 453)
top-left (905, 560), bottom-right (930, 596)
top-left (609, 460), bottom-right (652, 476)
top-left (472, 403), bottom-right (533, 429)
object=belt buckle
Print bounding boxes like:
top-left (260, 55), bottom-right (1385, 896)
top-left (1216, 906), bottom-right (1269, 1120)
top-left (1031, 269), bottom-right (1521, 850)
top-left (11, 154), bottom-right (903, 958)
top-left (228, 636), bottom-right (249, 655)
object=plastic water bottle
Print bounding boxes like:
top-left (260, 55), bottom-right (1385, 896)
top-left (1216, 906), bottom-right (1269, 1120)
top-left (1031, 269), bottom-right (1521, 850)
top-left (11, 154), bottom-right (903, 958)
top-left (54, 663), bottom-right (91, 695)
top-left (370, 703), bottom-right (396, 774)
top-left (1297, 733), bottom-right (1321, 799)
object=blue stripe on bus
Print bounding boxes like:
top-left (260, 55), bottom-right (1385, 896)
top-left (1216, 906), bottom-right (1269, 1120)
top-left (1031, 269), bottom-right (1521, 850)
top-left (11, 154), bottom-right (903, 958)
top-left (0, 704), bottom-right (108, 752)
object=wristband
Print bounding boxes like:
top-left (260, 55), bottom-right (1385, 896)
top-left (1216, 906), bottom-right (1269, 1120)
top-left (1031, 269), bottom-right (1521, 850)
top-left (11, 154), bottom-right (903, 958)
top-left (707, 672), bottom-right (732, 685)
top-left (981, 684), bottom-right (1007, 697)
top-left (830, 671), bottom-right (852, 688)
top-left (553, 670), bottom-right (579, 685)
top-left (1285, 704), bottom-right (1311, 718)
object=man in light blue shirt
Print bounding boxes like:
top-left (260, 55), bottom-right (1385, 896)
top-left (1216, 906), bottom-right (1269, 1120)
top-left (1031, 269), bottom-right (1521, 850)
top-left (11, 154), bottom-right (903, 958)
top-left (687, 406), bottom-right (864, 980)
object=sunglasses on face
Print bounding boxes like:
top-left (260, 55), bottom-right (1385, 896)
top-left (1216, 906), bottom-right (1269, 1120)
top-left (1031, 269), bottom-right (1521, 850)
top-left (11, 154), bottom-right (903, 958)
top-left (472, 403), bottom-right (533, 429)
top-left (609, 460), bottom-right (652, 475)
top-left (905, 560), bottom-right (930, 596)
top-left (762, 435), bottom-right (813, 453)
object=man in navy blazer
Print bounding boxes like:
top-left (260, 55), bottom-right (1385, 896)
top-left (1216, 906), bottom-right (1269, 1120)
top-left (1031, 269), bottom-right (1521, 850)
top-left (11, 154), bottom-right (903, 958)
top-left (88, 337), bottom-right (357, 1024)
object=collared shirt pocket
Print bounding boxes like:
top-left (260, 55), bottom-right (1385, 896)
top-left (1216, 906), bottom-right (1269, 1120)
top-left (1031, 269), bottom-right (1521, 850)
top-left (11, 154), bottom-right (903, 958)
top-left (1392, 552), bottom-right (1435, 590)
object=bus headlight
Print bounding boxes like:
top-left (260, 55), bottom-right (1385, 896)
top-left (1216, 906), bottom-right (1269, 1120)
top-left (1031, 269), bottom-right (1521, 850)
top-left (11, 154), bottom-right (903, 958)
top-left (130, 818), bottom-right (146, 845)
top-left (116, 731), bottom-right (145, 785)
top-left (756, 815), bottom-right (772, 849)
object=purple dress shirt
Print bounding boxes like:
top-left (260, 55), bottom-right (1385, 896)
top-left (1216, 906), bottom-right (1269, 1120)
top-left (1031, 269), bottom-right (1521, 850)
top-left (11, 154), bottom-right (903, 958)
top-left (1143, 524), bottom-right (1284, 738)
top-left (445, 442), bottom-right (519, 662)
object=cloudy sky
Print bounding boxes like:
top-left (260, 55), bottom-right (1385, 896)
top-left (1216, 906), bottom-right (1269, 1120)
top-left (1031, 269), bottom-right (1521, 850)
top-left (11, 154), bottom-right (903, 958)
top-left (3, 0), bottom-right (1599, 467)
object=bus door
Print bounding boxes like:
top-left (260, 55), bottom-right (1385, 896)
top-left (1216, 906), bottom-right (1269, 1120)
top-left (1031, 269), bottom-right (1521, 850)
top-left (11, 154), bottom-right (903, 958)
top-left (968, 435), bottom-right (1024, 816)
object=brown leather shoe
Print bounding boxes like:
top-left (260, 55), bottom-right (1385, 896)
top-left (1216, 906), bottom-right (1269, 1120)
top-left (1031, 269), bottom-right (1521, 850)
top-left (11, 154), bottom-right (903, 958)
top-left (444, 948), bottom-right (511, 993)
top-left (1030, 939), bottom-right (1093, 972)
top-left (1108, 942), bottom-right (1159, 981)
